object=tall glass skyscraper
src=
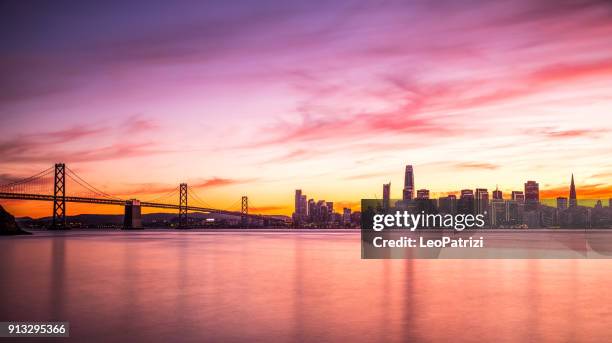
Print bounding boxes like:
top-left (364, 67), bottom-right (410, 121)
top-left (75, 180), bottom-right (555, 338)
top-left (402, 165), bottom-right (414, 201)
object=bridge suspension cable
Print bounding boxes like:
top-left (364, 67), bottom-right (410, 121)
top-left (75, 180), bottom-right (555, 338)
top-left (65, 167), bottom-right (123, 201)
top-left (222, 198), bottom-right (243, 212)
top-left (141, 186), bottom-right (179, 203)
top-left (187, 186), bottom-right (214, 208)
top-left (0, 167), bottom-right (55, 195)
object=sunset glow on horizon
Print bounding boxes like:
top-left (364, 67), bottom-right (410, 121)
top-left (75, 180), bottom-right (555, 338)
top-left (2, 0), bottom-right (612, 218)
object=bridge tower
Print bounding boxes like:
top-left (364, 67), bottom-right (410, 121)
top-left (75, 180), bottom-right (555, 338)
top-left (123, 199), bottom-right (143, 229)
top-left (241, 196), bottom-right (248, 228)
top-left (178, 183), bottom-right (188, 228)
top-left (51, 163), bottom-right (66, 229)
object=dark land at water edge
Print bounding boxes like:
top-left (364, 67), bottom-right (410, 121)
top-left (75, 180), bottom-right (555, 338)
top-left (0, 205), bottom-right (30, 235)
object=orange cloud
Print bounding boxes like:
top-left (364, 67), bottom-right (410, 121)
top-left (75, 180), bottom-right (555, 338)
top-left (192, 177), bottom-right (255, 189)
top-left (248, 205), bottom-right (290, 214)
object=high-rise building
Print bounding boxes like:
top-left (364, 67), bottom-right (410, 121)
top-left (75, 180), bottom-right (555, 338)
top-left (491, 200), bottom-right (506, 227)
top-left (342, 208), bottom-right (352, 225)
top-left (294, 189), bottom-right (302, 216)
top-left (382, 183), bottom-right (391, 210)
top-left (326, 201), bottom-right (334, 215)
top-left (461, 189), bottom-right (474, 198)
top-left (316, 200), bottom-right (328, 223)
top-left (438, 195), bottom-right (457, 214)
top-left (505, 200), bottom-right (520, 224)
top-left (308, 199), bottom-right (315, 221)
top-left (416, 189), bottom-right (430, 199)
top-left (475, 188), bottom-right (489, 215)
top-left (458, 189), bottom-right (474, 214)
top-left (609, 198), bottom-right (612, 208)
top-left (557, 197), bottom-right (568, 210)
top-left (402, 165), bottom-right (414, 201)
top-left (569, 174), bottom-right (577, 208)
top-left (293, 190), bottom-right (308, 225)
top-left (524, 181), bottom-right (539, 211)
top-left (490, 187), bottom-right (503, 227)
top-left (300, 196), bottom-right (307, 217)
top-left (512, 191), bottom-right (525, 203)
top-left (523, 210), bottom-right (541, 228)
top-left (492, 186), bottom-right (503, 200)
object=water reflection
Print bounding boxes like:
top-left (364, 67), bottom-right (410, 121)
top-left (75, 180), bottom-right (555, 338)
top-left (1, 231), bottom-right (612, 342)
top-left (50, 238), bottom-right (66, 320)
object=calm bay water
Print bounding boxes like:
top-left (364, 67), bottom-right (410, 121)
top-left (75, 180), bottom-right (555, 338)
top-left (1, 230), bottom-right (612, 342)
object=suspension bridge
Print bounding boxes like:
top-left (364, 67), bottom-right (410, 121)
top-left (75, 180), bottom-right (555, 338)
top-left (0, 163), bottom-right (285, 229)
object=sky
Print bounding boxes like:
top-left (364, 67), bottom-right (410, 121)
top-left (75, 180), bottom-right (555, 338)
top-left (1, 0), bottom-right (612, 217)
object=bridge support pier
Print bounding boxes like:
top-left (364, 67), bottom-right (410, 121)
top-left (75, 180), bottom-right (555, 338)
top-left (51, 163), bottom-right (67, 230)
top-left (123, 200), bottom-right (143, 229)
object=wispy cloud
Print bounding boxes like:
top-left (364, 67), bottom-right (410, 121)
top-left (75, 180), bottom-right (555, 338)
top-left (344, 171), bottom-right (390, 180)
top-left (455, 162), bottom-right (500, 170)
top-left (531, 128), bottom-right (609, 139)
top-left (249, 205), bottom-right (289, 213)
top-left (0, 117), bottom-right (164, 164)
top-left (192, 177), bottom-right (256, 189)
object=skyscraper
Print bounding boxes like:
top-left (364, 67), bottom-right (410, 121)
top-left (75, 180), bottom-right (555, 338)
top-left (438, 195), bottom-right (457, 214)
top-left (505, 200), bottom-right (520, 224)
top-left (382, 183), bottom-right (391, 210)
top-left (569, 174), bottom-right (577, 208)
top-left (524, 181), bottom-right (539, 211)
top-left (416, 189), bottom-right (430, 199)
top-left (557, 197), bottom-right (568, 210)
top-left (458, 189), bottom-right (474, 214)
top-left (491, 186), bottom-right (504, 226)
top-left (300, 195), bottom-right (307, 216)
top-left (475, 188), bottom-right (489, 215)
top-left (342, 208), bottom-right (352, 225)
top-left (308, 199), bottom-right (315, 221)
top-left (294, 190), bottom-right (307, 225)
top-left (402, 165), bottom-right (414, 201)
top-left (295, 189), bottom-right (302, 214)
top-left (512, 191), bottom-right (525, 203)
top-left (492, 186), bottom-right (503, 200)
top-left (491, 200), bottom-right (505, 228)
top-left (461, 189), bottom-right (474, 199)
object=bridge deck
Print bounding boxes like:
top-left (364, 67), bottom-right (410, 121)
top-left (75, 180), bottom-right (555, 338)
top-left (0, 192), bottom-right (281, 222)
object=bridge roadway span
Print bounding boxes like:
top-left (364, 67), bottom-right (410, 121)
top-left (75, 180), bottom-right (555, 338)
top-left (0, 192), bottom-right (260, 218)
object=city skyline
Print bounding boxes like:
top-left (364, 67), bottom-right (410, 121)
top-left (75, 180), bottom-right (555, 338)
top-left (293, 164), bottom-right (612, 228)
top-left (2, 159), bottom-right (611, 219)
top-left (299, 163), bottom-right (610, 214)
top-left (2, 1), bottom-right (612, 217)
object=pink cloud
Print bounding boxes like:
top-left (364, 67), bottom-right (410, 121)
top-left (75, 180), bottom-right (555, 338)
top-left (530, 128), bottom-right (608, 139)
top-left (0, 118), bottom-right (164, 164)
